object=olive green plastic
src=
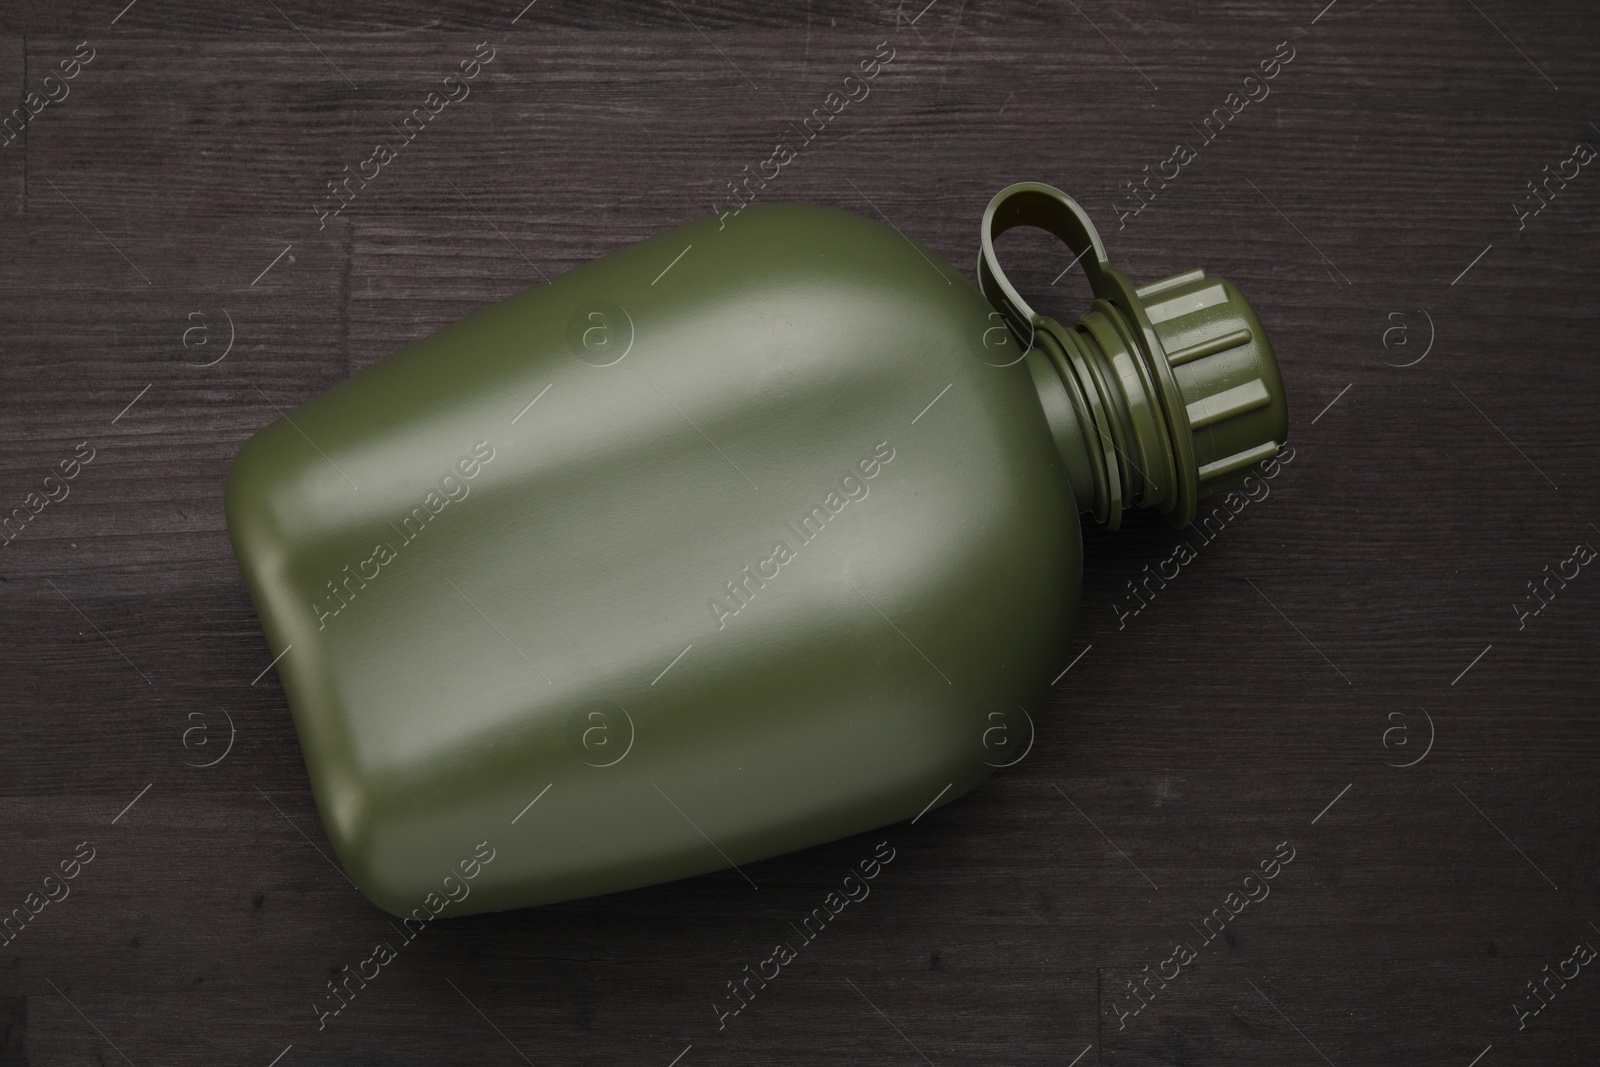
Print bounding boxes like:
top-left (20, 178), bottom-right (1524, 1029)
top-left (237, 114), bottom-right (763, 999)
top-left (979, 183), bottom-right (1287, 530)
top-left (225, 183), bottom-right (1287, 917)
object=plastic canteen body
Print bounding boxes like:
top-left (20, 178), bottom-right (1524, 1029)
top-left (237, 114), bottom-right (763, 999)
top-left (225, 183), bottom-right (1287, 916)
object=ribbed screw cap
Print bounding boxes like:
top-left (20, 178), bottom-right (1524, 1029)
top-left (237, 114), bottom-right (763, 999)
top-left (1134, 268), bottom-right (1288, 515)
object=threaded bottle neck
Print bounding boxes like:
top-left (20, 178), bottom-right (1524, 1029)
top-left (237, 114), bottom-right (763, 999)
top-left (1025, 304), bottom-right (1177, 531)
top-left (977, 183), bottom-right (1288, 530)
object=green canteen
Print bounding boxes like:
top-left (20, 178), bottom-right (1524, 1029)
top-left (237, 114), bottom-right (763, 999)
top-left (226, 182), bottom-right (1287, 916)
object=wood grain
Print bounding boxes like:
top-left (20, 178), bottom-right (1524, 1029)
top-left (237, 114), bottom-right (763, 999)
top-left (2, 2), bottom-right (1598, 1065)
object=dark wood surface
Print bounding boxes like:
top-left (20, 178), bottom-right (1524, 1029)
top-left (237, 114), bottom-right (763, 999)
top-left (2, 1), bottom-right (1598, 1064)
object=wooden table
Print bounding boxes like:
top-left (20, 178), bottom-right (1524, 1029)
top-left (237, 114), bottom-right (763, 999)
top-left (1, 2), bottom-right (1596, 1064)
